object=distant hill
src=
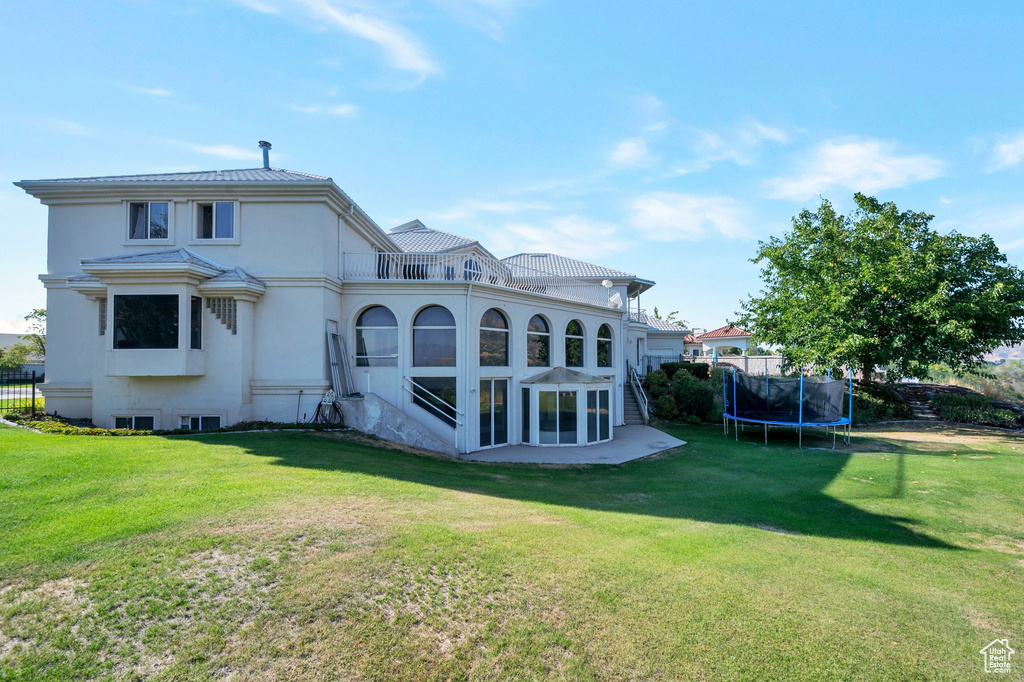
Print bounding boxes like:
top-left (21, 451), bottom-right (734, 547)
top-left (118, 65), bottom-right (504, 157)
top-left (985, 344), bottom-right (1024, 363)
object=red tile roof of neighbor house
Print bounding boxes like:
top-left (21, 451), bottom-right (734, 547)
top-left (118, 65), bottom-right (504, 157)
top-left (695, 324), bottom-right (751, 340)
top-left (683, 333), bottom-right (698, 344)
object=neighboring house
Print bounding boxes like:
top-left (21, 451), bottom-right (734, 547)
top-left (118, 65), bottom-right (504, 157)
top-left (0, 332), bottom-right (45, 375)
top-left (694, 324), bottom-right (752, 356)
top-left (16, 156), bottom-right (662, 455)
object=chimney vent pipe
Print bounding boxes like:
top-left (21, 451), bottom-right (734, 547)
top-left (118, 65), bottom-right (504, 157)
top-left (258, 140), bottom-right (272, 169)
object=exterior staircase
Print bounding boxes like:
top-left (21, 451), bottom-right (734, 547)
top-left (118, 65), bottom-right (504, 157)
top-left (899, 383), bottom-right (953, 421)
top-left (623, 385), bottom-right (646, 425)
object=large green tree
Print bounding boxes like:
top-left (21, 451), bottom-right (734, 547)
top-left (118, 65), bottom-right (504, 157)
top-left (740, 194), bottom-right (1024, 379)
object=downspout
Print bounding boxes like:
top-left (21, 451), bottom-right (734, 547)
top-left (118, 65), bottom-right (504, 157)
top-left (464, 281), bottom-right (473, 455)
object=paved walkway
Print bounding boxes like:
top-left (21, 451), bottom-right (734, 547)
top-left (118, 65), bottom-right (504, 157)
top-left (460, 425), bottom-right (686, 464)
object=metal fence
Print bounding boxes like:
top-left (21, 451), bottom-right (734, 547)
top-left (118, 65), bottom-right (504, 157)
top-left (0, 370), bottom-right (39, 418)
top-left (642, 354), bottom-right (788, 376)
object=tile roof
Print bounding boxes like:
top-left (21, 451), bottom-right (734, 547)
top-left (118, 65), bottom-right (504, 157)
top-left (387, 220), bottom-right (479, 253)
top-left (21, 168), bottom-right (331, 184)
top-left (683, 333), bottom-right (698, 344)
top-left (695, 324), bottom-right (751, 340)
top-left (520, 367), bottom-right (610, 384)
top-left (205, 267), bottom-right (264, 285)
top-left (502, 253), bottom-right (634, 279)
top-left (629, 311), bottom-right (689, 333)
top-left (82, 248), bottom-right (222, 268)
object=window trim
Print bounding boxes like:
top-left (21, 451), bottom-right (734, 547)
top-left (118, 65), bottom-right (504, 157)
top-left (178, 415), bottom-right (223, 431)
top-left (124, 200), bottom-right (174, 244)
top-left (189, 200), bottom-right (240, 245)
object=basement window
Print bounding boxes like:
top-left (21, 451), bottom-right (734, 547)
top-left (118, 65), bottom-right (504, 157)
top-left (114, 415), bottom-right (155, 430)
top-left (196, 201), bottom-right (236, 240)
top-left (179, 415), bottom-right (222, 431)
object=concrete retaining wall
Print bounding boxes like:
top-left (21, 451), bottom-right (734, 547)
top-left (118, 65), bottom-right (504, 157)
top-left (336, 392), bottom-right (459, 457)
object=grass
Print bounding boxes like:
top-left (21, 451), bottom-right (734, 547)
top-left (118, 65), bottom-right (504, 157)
top-left (0, 423), bottom-right (1022, 680)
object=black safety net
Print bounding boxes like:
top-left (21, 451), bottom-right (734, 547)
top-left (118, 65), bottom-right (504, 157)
top-left (723, 372), bottom-right (847, 425)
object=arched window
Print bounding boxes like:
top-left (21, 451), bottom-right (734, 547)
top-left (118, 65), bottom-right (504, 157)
top-left (565, 320), bottom-right (584, 367)
top-left (527, 315), bottom-right (550, 367)
top-left (597, 324), bottom-right (613, 368)
top-left (480, 308), bottom-right (508, 366)
top-left (413, 305), bottom-right (456, 367)
top-left (355, 306), bottom-right (398, 366)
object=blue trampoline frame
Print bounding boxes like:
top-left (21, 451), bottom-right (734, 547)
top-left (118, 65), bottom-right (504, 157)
top-left (722, 367), bottom-right (853, 449)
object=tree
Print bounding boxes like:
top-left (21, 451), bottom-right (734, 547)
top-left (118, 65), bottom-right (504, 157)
top-left (22, 309), bottom-right (45, 359)
top-left (652, 306), bottom-right (687, 327)
top-left (0, 344), bottom-right (29, 372)
top-left (739, 194), bottom-right (1024, 380)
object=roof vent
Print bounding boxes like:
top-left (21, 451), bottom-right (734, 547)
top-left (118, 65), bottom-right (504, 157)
top-left (258, 140), bottom-right (272, 169)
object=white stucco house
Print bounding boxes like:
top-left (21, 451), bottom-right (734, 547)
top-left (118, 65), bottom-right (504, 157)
top-left (17, 154), bottom-right (664, 456)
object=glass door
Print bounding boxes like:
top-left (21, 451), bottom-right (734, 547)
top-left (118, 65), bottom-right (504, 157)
top-left (479, 379), bottom-right (508, 448)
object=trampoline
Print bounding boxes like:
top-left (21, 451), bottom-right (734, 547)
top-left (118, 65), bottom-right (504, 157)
top-left (722, 368), bottom-right (852, 448)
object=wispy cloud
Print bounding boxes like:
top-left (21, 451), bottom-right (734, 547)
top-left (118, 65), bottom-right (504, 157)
top-left (631, 192), bottom-right (750, 241)
top-left (235, 0), bottom-right (441, 83)
top-left (487, 215), bottom-right (628, 260)
top-left (289, 103), bottom-right (358, 116)
top-left (128, 85), bottom-right (173, 97)
top-left (184, 143), bottom-right (263, 161)
top-left (992, 132), bottom-right (1024, 170)
top-left (430, 0), bottom-right (527, 40)
top-left (39, 116), bottom-right (93, 137)
top-left (610, 137), bottom-right (651, 167)
top-left (425, 198), bottom-right (552, 222)
top-left (671, 120), bottom-right (788, 176)
top-left (766, 139), bottom-right (943, 200)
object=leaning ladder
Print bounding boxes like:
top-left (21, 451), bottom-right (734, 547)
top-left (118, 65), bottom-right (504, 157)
top-left (326, 319), bottom-right (353, 397)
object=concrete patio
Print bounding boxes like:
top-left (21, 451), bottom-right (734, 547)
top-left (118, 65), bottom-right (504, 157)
top-left (459, 425), bottom-right (686, 464)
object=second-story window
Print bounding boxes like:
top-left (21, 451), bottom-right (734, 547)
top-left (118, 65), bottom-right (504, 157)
top-left (196, 201), bottom-right (235, 240)
top-left (597, 324), bottom-right (613, 368)
top-left (413, 306), bottom-right (456, 367)
top-left (128, 202), bottom-right (169, 240)
top-left (565, 320), bottom-right (584, 367)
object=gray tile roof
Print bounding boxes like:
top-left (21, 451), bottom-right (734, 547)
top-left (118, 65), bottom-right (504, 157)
top-left (205, 267), bottom-right (264, 285)
top-left (22, 168), bottom-right (331, 184)
top-left (82, 248), bottom-right (222, 269)
top-left (387, 220), bottom-right (478, 253)
top-left (630, 311), bottom-right (689, 333)
top-left (502, 253), bottom-right (634, 279)
top-left (520, 367), bottom-right (610, 384)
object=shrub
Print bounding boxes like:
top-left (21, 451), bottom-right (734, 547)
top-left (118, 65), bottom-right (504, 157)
top-left (645, 370), bottom-right (669, 389)
top-left (931, 393), bottom-right (1019, 428)
top-left (653, 395), bottom-right (679, 420)
top-left (709, 366), bottom-right (727, 391)
top-left (673, 371), bottom-right (715, 421)
top-left (844, 382), bottom-right (914, 424)
top-left (659, 361), bottom-right (685, 377)
top-left (672, 362), bottom-right (710, 381)
top-left (649, 382), bottom-right (669, 399)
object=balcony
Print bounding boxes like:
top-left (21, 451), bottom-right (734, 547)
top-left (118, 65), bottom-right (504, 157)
top-left (343, 252), bottom-right (621, 309)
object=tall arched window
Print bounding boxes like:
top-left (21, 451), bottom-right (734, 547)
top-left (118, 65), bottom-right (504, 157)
top-left (480, 308), bottom-right (508, 366)
top-left (597, 324), bottom-right (613, 368)
top-left (527, 315), bottom-right (550, 367)
top-left (565, 320), bottom-right (584, 367)
top-left (355, 306), bottom-right (398, 366)
top-left (413, 306), bottom-right (456, 366)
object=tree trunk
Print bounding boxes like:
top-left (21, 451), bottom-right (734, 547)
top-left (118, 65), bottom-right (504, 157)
top-left (861, 362), bottom-right (875, 382)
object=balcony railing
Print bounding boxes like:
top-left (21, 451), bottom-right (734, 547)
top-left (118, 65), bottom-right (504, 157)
top-left (343, 252), bottom-right (620, 309)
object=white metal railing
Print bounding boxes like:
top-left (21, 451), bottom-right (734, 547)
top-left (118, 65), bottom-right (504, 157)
top-left (628, 364), bottom-right (650, 424)
top-left (344, 252), bottom-right (620, 309)
top-left (402, 376), bottom-right (463, 426)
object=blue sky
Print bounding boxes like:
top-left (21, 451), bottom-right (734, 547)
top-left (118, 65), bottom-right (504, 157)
top-left (3, 0), bottom-right (1024, 333)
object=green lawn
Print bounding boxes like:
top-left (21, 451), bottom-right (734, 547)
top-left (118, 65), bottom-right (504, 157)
top-left (0, 422), bottom-right (1021, 680)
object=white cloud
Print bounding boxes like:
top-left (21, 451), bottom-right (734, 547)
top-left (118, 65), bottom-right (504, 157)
top-left (185, 143), bottom-right (262, 161)
top-left (610, 137), bottom-right (651, 167)
top-left (492, 215), bottom-right (628, 260)
top-left (993, 132), bottom-right (1024, 170)
top-left (671, 120), bottom-right (788, 175)
top-left (426, 199), bottom-right (552, 222)
top-left (767, 139), bottom-right (943, 200)
top-left (236, 0), bottom-right (441, 82)
top-left (631, 192), bottom-right (750, 241)
top-left (289, 103), bottom-right (358, 115)
top-left (38, 116), bottom-right (92, 136)
top-left (430, 0), bottom-right (526, 40)
top-left (128, 85), bottom-right (172, 97)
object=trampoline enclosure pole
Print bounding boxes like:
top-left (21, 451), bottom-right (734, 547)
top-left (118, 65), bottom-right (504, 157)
top-left (733, 368), bottom-right (738, 441)
top-left (798, 370), bottom-right (804, 449)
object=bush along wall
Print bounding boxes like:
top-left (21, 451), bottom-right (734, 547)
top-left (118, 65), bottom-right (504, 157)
top-left (930, 393), bottom-right (1020, 428)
